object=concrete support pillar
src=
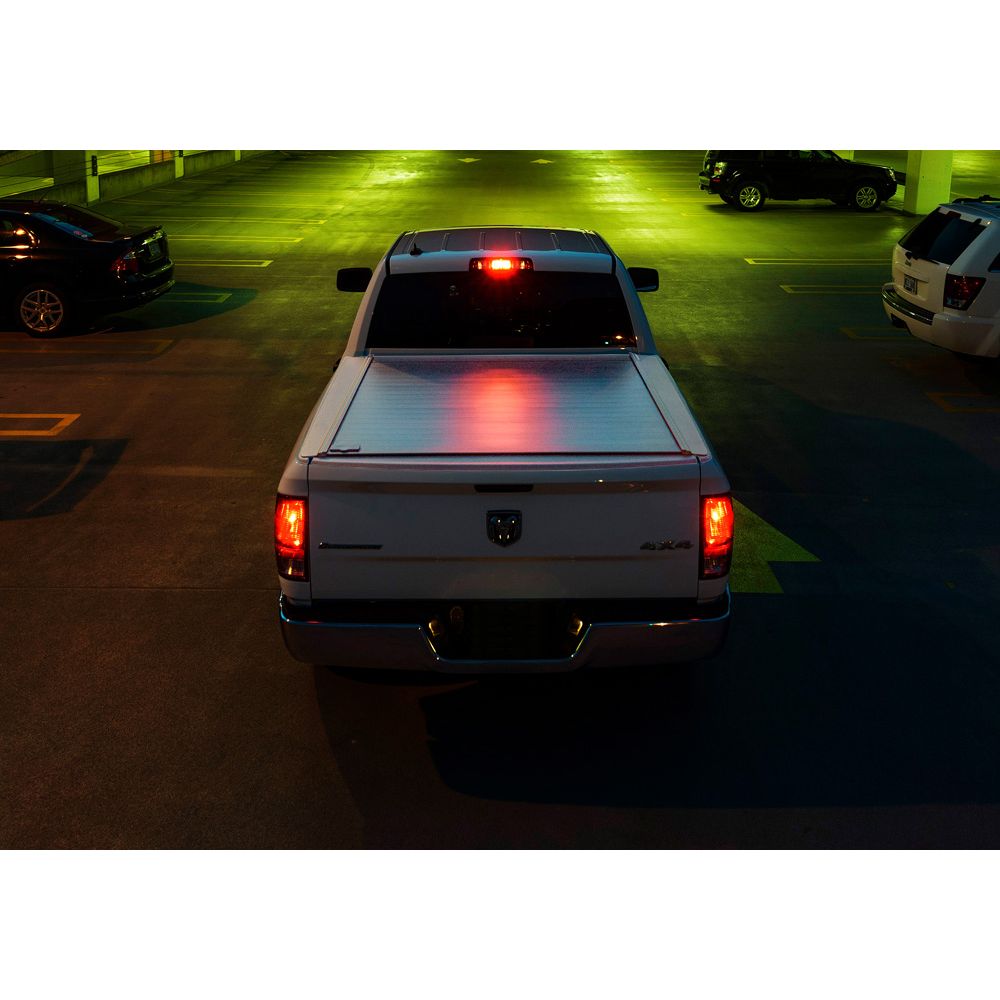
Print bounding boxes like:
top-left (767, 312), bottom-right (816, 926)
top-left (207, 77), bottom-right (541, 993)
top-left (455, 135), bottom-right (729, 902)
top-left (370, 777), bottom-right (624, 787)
top-left (175, 151), bottom-right (185, 180)
top-left (834, 151), bottom-right (854, 160)
top-left (50, 151), bottom-right (101, 203)
top-left (904, 150), bottom-right (953, 215)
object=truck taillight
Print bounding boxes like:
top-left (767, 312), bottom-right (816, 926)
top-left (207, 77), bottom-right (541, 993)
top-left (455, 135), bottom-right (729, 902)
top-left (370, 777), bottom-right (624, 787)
top-left (275, 495), bottom-right (308, 580)
top-left (700, 495), bottom-right (734, 579)
top-left (111, 250), bottom-right (139, 276)
top-left (943, 274), bottom-right (985, 310)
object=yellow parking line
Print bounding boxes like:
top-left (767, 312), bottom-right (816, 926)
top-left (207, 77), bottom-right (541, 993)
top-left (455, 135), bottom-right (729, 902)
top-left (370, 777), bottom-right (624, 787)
top-left (168, 235), bottom-right (302, 243)
top-left (0, 339), bottom-right (172, 355)
top-left (173, 259), bottom-right (272, 268)
top-left (926, 392), bottom-right (1000, 413)
top-left (151, 216), bottom-right (328, 224)
top-left (780, 284), bottom-right (882, 294)
top-left (168, 293), bottom-right (231, 304)
top-left (747, 258), bottom-right (887, 265)
top-left (0, 413), bottom-right (80, 437)
top-left (130, 465), bottom-right (262, 479)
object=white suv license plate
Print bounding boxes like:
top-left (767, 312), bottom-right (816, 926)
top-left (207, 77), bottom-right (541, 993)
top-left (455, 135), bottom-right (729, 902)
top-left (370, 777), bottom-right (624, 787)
top-left (903, 274), bottom-right (918, 293)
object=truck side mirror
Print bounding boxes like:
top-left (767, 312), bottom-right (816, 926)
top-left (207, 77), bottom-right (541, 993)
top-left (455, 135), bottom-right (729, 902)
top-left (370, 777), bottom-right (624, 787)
top-left (628, 267), bottom-right (659, 292)
top-left (336, 267), bottom-right (373, 292)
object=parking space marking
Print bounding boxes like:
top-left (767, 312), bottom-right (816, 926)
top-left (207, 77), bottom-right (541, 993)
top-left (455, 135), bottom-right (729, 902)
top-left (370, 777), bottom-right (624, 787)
top-left (168, 292), bottom-right (231, 304)
top-left (173, 259), bottom-right (273, 268)
top-left (780, 284), bottom-right (882, 295)
top-left (0, 413), bottom-right (80, 437)
top-left (150, 216), bottom-right (329, 224)
top-left (0, 338), bottom-right (172, 355)
top-left (841, 326), bottom-right (913, 341)
top-left (168, 235), bottom-right (302, 243)
top-left (927, 393), bottom-right (1000, 413)
top-left (747, 258), bottom-right (887, 265)
top-left (130, 465), bottom-right (263, 479)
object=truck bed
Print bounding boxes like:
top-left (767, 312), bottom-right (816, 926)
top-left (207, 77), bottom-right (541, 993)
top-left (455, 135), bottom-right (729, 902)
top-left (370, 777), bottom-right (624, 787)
top-left (325, 353), bottom-right (686, 456)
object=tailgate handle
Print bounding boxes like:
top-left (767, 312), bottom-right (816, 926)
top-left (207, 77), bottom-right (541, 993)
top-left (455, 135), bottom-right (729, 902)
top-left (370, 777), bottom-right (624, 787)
top-left (474, 484), bottom-right (533, 493)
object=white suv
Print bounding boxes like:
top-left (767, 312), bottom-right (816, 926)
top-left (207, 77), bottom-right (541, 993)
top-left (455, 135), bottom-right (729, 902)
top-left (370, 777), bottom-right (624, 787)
top-left (882, 195), bottom-right (1000, 357)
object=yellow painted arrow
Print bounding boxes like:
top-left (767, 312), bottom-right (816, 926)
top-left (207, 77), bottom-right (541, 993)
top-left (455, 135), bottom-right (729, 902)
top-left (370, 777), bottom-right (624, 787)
top-left (730, 500), bottom-right (819, 594)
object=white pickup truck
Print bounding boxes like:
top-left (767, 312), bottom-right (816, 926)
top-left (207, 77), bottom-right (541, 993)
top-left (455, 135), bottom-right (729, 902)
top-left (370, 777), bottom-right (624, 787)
top-left (275, 227), bottom-right (733, 673)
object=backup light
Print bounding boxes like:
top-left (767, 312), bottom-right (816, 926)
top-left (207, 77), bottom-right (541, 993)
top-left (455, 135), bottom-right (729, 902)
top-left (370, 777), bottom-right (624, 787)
top-left (275, 495), bottom-right (308, 580)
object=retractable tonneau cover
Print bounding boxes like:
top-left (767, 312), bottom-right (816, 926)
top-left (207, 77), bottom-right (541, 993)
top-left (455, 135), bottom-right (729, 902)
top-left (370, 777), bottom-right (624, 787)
top-left (321, 352), bottom-right (692, 457)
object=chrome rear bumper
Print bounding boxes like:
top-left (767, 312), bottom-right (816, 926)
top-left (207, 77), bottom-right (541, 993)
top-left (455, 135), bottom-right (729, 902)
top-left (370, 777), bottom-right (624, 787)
top-left (279, 590), bottom-right (731, 673)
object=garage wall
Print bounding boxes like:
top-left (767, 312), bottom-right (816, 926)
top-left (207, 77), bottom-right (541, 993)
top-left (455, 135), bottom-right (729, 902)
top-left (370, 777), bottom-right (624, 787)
top-left (1, 151), bottom-right (270, 205)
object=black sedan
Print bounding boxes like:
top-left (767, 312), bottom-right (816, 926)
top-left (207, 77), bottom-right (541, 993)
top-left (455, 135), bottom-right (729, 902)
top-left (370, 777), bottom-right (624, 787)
top-left (699, 151), bottom-right (898, 211)
top-left (0, 200), bottom-right (174, 335)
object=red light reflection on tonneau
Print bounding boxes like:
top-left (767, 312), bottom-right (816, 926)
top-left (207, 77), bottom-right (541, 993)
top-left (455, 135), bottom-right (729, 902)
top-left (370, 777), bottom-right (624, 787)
top-left (447, 368), bottom-right (561, 453)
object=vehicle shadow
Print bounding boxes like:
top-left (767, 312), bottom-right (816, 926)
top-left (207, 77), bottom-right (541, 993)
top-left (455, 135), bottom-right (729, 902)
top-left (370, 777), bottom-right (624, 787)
top-left (0, 281), bottom-right (256, 337)
top-left (312, 587), bottom-right (1000, 812)
top-left (0, 438), bottom-right (128, 519)
top-left (309, 374), bottom-right (1000, 845)
top-left (108, 281), bottom-right (257, 332)
top-left (420, 593), bottom-right (1000, 810)
top-left (953, 353), bottom-right (1000, 396)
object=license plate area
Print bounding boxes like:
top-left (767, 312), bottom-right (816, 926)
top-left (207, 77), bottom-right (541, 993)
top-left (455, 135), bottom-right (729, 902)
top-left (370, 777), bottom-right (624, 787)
top-left (427, 601), bottom-right (584, 660)
top-left (903, 273), bottom-right (918, 294)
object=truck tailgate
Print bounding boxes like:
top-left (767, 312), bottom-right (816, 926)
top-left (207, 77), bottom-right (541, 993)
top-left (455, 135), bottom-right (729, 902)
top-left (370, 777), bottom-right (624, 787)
top-left (306, 353), bottom-right (703, 601)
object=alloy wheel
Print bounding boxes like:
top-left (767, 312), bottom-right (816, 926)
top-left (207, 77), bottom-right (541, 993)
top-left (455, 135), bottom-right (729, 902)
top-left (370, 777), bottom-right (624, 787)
top-left (854, 185), bottom-right (879, 210)
top-left (20, 289), bottom-right (65, 334)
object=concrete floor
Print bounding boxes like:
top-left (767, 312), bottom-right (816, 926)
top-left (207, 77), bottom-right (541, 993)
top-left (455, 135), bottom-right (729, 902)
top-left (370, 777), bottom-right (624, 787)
top-left (1, 151), bottom-right (999, 847)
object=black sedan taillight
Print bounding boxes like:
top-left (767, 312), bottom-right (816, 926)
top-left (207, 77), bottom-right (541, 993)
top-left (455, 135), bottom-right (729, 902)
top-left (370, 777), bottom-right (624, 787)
top-left (111, 250), bottom-right (139, 276)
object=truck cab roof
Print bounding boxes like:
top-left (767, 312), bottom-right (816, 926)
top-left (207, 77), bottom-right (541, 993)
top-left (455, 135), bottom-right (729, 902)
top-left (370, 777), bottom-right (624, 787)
top-left (388, 227), bottom-right (614, 274)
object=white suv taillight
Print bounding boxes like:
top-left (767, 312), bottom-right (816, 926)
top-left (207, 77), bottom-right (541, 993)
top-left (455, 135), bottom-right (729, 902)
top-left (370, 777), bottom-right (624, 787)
top-left (700, 495), bottom-right (734, 579)
top-left (275, 495), bottom-right (308, 580)
top-left (944, 274), bottom-right (985, 310)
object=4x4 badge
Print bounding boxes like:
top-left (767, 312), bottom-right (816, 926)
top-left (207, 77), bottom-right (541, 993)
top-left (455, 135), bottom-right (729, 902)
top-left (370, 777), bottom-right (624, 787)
top-left (487, 510), bottom-right (522, 547)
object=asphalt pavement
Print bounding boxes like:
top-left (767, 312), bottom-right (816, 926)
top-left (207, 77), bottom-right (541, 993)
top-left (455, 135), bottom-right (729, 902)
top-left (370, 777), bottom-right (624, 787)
top-left (2, 150), bottom-right (999, 848)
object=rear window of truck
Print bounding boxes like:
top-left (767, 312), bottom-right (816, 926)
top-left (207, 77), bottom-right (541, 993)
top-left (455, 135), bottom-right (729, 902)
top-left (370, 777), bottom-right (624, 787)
top-left (900, 210), bottom-right (986, 265)
top-left (367, 271), bottom-right (636, 350)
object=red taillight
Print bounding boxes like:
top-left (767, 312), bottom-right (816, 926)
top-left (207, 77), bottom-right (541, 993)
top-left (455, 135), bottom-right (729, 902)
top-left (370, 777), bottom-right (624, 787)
top-left (701, 495), bottom-right (734, 579)
top-left (943, 274), bottom-right (985, 310)
top-left (275, 495), bottom-right (308, 580)
top-left (470, 257), bottom-right (533, 276)
top-left (111, 250), bottom-right (139, 276)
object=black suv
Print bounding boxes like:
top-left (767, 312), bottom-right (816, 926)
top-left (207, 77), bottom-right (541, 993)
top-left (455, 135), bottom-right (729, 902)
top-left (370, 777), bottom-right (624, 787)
top-left (0, 200), bottom-right (174, 335)
top-left (699, 151), bottom-right (898, 212)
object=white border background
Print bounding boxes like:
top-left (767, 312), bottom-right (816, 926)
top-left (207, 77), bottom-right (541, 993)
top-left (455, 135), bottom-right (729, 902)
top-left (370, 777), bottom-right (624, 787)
top-left (3, 1), bottom-right (997, 995)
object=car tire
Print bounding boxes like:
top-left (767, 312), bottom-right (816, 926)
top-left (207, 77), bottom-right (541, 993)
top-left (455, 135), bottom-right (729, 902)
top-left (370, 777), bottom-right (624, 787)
top-left (851, 182), bottom-right (881, 212)
top-left (15, 281), bottom-right (74, 336)
top-left (734, 181), bottom-right (766, 211)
